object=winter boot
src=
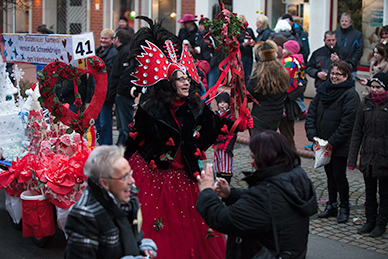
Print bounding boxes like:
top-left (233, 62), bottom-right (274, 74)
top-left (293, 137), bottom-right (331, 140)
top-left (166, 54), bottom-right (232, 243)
top-left (337, 205), bottom-right (350, 223)
top-left (370, 210), bottom-right (388, 237)
top-left (357, 222), bottom-right (376, 234)
top-left (318, 202), bottom-right (338, 218)
top-left (369, 223), bottom-right (387, 237)
top-left (359, 202), bottom-right (378, 234)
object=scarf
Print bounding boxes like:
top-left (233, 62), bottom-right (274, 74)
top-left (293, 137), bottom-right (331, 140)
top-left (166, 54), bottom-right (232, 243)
top-left (88, 177), bottom-right (140, 256)
top-left (316, 79), bottom-right (354, 109)
top-left (371, 90), bottom-right (388, 106)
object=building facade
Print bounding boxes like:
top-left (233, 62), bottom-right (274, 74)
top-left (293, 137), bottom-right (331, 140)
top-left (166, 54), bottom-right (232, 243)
top-left (1, 0), bottom-right (388, 68)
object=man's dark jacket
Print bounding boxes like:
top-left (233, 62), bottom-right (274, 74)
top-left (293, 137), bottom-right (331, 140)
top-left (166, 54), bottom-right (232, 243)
top-left (306, 44), bottom-right (351, 89)
top-left (335, 25), bottom-right (364, 72)
top-left (196, 164), bottom-right (317, 259)
top-left (292, 23), bottom-right (310, 63)
top-left (255, 26), bottom-right (273, 42)
top-left (178, 24), bottom-right (199, 47)
top-left (86, 44), bottom-right (118, 103)
top-left (108, 43), bottom-right (132, 101)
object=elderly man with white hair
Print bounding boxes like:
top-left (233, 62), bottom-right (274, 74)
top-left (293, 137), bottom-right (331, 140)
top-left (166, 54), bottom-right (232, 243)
top-left (65, 145), bottom-right (157, 259)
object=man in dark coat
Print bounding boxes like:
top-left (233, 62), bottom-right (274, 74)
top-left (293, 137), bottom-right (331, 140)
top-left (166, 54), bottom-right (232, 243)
top-left (108, 29), bottom-right (133, 145)
top-left (87, 29), bottom-right (118, 145)
top-left (306, 31), bottom-right (351, 89)
top-left (178, 14), bottom-right (199, 56)
top-left (116, 16), bottom-right (134, 40)
top-left (334, 12), bottom-right (363, 76)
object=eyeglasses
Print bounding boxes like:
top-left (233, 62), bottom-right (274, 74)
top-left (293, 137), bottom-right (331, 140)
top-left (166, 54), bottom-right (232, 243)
top-left (330, 72), bottom-right (345, 77)
top-left (175, 77), bottom-right (191, 83)
top-left (105, 170), bottom-right (133, 182)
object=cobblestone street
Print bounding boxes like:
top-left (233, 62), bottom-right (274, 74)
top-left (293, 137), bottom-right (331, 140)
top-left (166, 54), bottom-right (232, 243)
top-left (202, 143), bottom-right (388, 256)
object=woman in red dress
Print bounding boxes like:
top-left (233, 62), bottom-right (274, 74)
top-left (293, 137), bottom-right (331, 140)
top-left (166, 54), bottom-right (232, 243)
top-left (124, 17), bottom-right (248, 258)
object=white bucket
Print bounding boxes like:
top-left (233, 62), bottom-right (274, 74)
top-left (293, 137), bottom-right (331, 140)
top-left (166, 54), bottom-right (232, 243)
top-left (20, 190), bottom-right (46, 201)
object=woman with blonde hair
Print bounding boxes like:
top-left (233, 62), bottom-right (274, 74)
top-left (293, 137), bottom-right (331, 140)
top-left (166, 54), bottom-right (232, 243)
top-left (255, 14), bottom-right (272, 42)
top-left (247, 39), bottom-right (290, 132)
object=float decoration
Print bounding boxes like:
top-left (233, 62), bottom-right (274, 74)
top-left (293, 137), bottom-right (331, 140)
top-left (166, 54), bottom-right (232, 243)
top-left (202, 0), bottom-right (256, 134)
top-left (37, 56), bottom-right (107, 135)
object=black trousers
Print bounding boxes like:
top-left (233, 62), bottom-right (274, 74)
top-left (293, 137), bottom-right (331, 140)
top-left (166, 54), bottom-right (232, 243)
top-left (324, 155), bottom-right (349, 207)
top-left (364, 167), bottom-right (388, 224)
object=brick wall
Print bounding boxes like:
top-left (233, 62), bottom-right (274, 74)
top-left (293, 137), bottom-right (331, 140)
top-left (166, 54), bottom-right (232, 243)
top-left (90, 0), bottom-right (104, 47)
top-left (32, 0), bottom-right (43, 33)
top-left (181, 0), bottom-right (196, 18)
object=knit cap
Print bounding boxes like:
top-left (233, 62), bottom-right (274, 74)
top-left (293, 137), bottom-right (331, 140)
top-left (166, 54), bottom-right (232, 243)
top-left (216, 92), bottom-right (230, 105)
top-left (272, 35), bottom-right (287, 47)
top-left (283, 40), bottom-right (300, 54)
top-left (368, 72), bottom-right (388, 91)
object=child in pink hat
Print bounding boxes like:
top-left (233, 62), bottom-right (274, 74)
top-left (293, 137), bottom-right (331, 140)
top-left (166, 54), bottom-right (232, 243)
top-left (281, 40), bottom-right (308, 119)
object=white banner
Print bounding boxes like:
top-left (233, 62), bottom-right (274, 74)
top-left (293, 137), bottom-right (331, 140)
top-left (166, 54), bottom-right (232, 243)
top-left (0, 32), bottom-right (95, 65)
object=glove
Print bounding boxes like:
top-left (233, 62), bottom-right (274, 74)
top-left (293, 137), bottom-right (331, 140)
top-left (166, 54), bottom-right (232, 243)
top-left (247, 117), bottom-right (254, 129)
top-left (348, 166), bottom-right (355, 170)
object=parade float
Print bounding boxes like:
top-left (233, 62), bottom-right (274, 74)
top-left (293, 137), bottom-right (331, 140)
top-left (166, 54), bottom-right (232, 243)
top-left (0, 32), bottom-right (106, 247)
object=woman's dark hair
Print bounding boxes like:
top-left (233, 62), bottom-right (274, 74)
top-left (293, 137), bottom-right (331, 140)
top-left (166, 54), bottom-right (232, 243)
top-left (330, 61), bottom-right (353, 81)
top-left (375, 42), bottom-right (388, 60)
top-left (144, 70), bottom-right (201, 111)
top-left (249, 130), bottom-right (300, 170)
top-left (380, 25), bottom-right (388, 38)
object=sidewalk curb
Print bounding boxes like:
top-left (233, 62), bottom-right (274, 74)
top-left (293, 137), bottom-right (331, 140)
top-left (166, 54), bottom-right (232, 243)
top-left (236, 136), bottom-right (315, 159)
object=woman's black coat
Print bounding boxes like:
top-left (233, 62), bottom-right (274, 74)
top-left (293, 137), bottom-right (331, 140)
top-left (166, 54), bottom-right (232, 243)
top-left (125, 99), bottom-right (235, 180)
top-left (305, 80), bottom-right (360, 157)
top-left (348, 95), bottom-right (388, 179)
top-left (196, 164), bottom-right (317, 259)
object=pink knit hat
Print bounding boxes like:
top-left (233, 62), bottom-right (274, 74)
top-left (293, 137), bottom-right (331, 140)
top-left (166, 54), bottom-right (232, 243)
top-left (283, 40), bottom-right (300, 54)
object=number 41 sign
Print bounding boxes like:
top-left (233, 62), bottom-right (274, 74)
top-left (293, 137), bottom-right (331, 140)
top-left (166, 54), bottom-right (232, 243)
top-left (72, 32), bottom-right (95, 60)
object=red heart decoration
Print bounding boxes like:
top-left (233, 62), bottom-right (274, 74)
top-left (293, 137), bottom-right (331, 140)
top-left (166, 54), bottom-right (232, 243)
top-left (129, 132), bottom-right (138, 140)
top-left (220, 124), bottom-right (229, 134)
top-left (166, 137), bottom-right (175, 146)
top-left (38, 56), bottom-right (107, 134)
top-left (67, 52), bottom-right (73, 63)
top-left (62, 39), bottom-right (67, 48)
top-left (139, 139), bottom-right (145, 147)
top-left (199, 151), bottom-right (207, 160)
top-left (60, 55), bottom-right (64, 60)
top-left (194, 148), bottom-right (202, 158)
top-left (149, 160), bottom-right (157, 170)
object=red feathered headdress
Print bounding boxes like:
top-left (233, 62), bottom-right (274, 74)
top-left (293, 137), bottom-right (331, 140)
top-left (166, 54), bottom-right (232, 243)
top-left (131, 40), bottom-right (200, 87)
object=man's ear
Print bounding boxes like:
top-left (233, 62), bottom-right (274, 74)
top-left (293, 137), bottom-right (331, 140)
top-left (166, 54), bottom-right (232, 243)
top-left (99, 178), bottom-right (110, 190)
